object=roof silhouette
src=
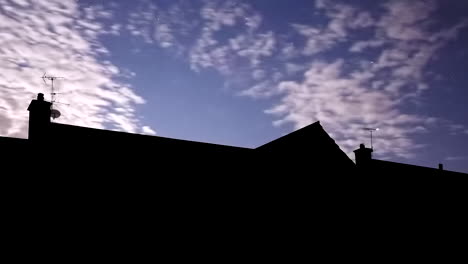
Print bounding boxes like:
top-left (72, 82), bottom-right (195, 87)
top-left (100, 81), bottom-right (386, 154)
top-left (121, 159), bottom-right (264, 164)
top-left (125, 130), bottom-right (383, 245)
top-left (2, 93), bottom-right (466, 246)
top-left (0, 93), bottom-right (466, 178)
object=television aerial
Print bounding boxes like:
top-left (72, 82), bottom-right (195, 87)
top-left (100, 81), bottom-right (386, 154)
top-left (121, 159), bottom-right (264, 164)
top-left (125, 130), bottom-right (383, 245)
top-left (41, 72), bottom-right (69, 119)
top-left (41, 72), bottom-right (64, 104)
top-left (363, 127), bottom-right (379, 150)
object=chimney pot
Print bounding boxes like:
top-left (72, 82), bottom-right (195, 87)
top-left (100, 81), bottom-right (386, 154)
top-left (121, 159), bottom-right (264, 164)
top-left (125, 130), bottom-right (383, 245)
top-left (354, 144), bottom-right (373, 168)
top-left (27, 93), bottom-right (52, 141)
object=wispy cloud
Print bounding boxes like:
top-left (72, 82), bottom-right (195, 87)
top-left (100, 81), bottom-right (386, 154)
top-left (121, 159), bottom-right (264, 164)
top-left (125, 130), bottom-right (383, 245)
top-left (445, 156), bottom-right (468, 161)
top-left (121, 0), bottom-right (466, 159)
top-left (262, 0), bottom-right (468, 158)
top-left (126, 0), bottom-right (278, 81)
top-left (448, 124), bottom-right (468, 136)
top-left (189, 1), bottom-right (275, 74)
top-left (293, 2), bottom-right (375, 56)
top-left (142, 126), bottom-right (157, 136)
top-left (0, 0), bottom-right (154, 138)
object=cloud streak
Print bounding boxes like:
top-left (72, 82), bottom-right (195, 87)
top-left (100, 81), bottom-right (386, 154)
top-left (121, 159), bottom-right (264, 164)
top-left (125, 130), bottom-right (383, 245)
top-left (123, 0), bottom-right (467, 159)
top-left (118, 0), bottom-right (468, 161)
top-left (445, 156), bottom-right (468, 162)
top-left (264, 0), bottom-right (468, 158)
top-left (0, 0), bottom-right (155, 138)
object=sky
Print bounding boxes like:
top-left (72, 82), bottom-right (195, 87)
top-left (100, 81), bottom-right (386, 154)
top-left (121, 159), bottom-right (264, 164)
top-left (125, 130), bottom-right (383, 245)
top-left (1, 0), bottom-right (467, 173)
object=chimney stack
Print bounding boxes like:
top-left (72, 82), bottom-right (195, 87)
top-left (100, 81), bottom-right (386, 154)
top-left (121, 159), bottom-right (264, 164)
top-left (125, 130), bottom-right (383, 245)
top-left (27, 93), bottom-right (52, 141)
top-left (439, 163), bottom-right (444, 170)
top-left (354, 144), bottom-right (373, 168)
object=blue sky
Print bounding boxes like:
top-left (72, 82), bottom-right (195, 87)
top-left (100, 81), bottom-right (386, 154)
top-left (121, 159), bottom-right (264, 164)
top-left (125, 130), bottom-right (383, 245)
top-left (1, 0), bottom-right (467, 173)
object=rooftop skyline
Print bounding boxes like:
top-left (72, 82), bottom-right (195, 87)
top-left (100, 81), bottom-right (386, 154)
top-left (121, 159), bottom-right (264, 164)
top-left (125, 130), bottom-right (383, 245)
top-left (1, 0), bottom-right (467, 172)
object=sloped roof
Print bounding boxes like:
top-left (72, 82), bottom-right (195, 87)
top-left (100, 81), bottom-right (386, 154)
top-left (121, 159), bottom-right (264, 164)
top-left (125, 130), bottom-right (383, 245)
top-left (256, 121), bottom-right (355, 170)
top-left (0, 136), bottom-right (28, 145)
top-left (48, 122), bottom-right (250, 153)
top-left (369, 159), bottom-right (466, 176)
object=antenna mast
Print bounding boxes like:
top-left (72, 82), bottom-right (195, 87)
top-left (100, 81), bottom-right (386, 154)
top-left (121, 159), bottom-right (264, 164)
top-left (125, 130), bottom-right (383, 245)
top-left (41, 72), bottom-right (68, 120)
top-left (42, 72), bottom-right (64, 104)
top-left (363, 128), bottom-right (379, 150)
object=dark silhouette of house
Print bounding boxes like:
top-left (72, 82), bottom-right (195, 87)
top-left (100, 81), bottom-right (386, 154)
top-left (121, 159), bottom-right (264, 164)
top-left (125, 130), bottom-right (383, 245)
top-left (2, 94), bottom-right (467, 256)
top-left (1, 93), bottom-right (356, 176)
top-left (0, 93), bottom-right (465, 178)
top-left (354, 144), bottom-right (466, 176)
top-left (1, 93), bottom-right (359, 232)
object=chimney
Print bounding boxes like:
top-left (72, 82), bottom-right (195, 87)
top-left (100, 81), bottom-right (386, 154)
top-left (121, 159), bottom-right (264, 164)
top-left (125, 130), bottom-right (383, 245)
top-left (438, 164), bottom-right (444, 170)
top-left (353, 144), bottom-right (373, 168)
top-left (27, 93), bottom-right (52, 141)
